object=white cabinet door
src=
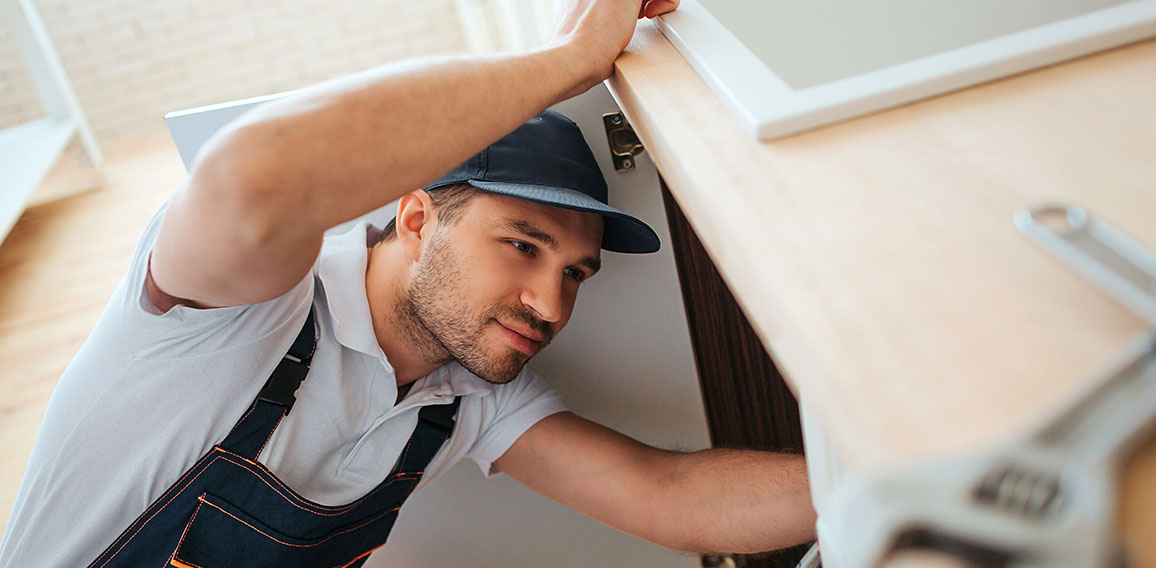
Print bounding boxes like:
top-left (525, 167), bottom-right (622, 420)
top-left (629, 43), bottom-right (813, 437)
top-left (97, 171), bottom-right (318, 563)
top-left (165, 83), bottom-right (711, 568)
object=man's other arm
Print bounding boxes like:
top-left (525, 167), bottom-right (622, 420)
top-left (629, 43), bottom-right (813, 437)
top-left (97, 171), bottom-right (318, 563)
top-left (148, 0), bottom-right (681, 310)
top-left (494, 412), bottom-right (816, 554)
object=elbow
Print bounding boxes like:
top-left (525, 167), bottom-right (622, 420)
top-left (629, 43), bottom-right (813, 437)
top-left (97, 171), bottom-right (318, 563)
top-left (187, 122), bottom-right (303, 247)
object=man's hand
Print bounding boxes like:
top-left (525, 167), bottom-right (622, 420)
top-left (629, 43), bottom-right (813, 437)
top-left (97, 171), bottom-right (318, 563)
top-left (550, 0), bottom-right (680, 90)
top-left (495, 412), bottom-right (817, 554)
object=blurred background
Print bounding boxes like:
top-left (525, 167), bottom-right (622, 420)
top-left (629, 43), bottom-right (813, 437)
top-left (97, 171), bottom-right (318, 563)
top-left (0, 0), bottom-right (565, 133)
top-left (0, 0), bottom-right (558, 188)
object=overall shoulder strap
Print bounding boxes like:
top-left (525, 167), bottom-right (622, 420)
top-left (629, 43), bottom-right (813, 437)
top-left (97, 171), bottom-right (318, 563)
top-left (220, 308), bottom-right (317, 459)
top-left (391, 397), bottom-right (463, 477)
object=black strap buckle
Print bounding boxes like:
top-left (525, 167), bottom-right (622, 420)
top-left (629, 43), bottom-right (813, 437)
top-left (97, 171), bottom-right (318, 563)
top-left (257, 309), bottom-right (317, 411)
top-left (258, 357), bottom-right (310, 408)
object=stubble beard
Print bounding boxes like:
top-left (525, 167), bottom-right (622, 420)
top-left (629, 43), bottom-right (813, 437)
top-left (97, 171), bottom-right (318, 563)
top-left (397, 231), bottom-right (554, 385)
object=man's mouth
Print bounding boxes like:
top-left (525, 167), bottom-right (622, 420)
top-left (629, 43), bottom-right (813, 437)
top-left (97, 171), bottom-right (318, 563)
top-left (494, 320), bottom-right (542, 355)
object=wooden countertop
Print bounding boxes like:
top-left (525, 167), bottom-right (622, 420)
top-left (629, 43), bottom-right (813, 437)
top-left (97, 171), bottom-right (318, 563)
top-left (608, 20), bottom-right (1155, 561)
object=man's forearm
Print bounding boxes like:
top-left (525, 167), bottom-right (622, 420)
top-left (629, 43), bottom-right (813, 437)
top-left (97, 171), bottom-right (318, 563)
top-left (202, 44), bottom-right (600, 235)
top-left (496, 413), bottom-right (813, 557)
top-left (657, 449), bottom-right (816, 554)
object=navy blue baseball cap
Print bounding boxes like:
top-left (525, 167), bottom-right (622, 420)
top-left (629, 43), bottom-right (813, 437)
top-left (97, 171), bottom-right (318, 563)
top-left (422, 110), bottom-right (660, 254)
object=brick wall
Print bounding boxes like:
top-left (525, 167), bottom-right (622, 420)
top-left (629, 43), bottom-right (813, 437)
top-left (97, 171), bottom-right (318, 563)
top-left (0, 0), bottom-right (467, 141)
top-left (0, 19), bottom-right (43, 131)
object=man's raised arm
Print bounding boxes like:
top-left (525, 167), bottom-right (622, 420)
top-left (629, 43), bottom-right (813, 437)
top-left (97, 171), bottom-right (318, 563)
top-left (148, 0), bottom-right (680, 310)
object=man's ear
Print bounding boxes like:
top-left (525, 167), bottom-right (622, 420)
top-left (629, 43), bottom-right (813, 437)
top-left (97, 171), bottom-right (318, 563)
top-left (395, 190), bottom-right (436, 263)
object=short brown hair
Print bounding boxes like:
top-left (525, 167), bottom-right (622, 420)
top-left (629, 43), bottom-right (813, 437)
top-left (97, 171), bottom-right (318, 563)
top-left (378, 184), bottom-right (481, 244)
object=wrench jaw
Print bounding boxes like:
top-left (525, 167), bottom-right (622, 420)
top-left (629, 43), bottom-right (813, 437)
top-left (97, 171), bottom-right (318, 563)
top-left (972, 444), bottom-right (1081, 524)
top-left (972, 462), bottom-right (1062, 522)
top-left (964, 456), bottom-right (1120, 568)
top-left (830, 449), bottom-right (1122, 568)
top-left (826, 454), bottom-right (1006, 567)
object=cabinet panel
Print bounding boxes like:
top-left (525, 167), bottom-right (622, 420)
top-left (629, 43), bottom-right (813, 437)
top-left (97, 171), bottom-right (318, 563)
top-left (661, 181), bottom-right (811, 568)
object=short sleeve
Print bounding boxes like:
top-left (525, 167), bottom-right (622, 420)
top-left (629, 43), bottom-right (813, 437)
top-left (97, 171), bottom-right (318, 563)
top-left (109, 201), bottom-right (315, 359)
top-left (465, 369), bottom-right (569, 477)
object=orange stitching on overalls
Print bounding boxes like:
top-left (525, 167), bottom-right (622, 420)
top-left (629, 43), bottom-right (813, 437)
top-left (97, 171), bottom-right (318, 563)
top-left (212, 448), bottom-right (362, 513)
top-left (91, 450), bottom-right (220, 568)
top-left (335, 543), bottom-right (384, 568)
top-left (168, 498), bottom-right (205, 568)
top-left (213, 446), bottom-right (420, 514)
top-left (220, 307), bottom-right (315, 456)
top-left (254, 414), bottom-right (285, 460)
top-left (213, 454), bottom-right (419, 517)
top-left (95, 451), bottom-right (422, 566)
top-left (305, 311), bottom-right (318, 358)
top-left (395, 436), bottom-right (416, 473)
top-left (391, 433), bottom-right (433, 476)
top-left (197, 497), bottom-right (402, 548)
top-left (222, 404), bottom-right (258, 442)
top-left (309, 330), bottom-right (317, 357)
top-left (162, 311), bottom-right (318, 567)
top-left (95, 402), bottom-right (441, 565)
top-left (216, 456), bottom-right (350, 517)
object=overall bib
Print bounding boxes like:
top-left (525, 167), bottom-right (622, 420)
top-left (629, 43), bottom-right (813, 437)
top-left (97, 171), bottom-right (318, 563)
top-left (86, 309), bottom-right (462, 568)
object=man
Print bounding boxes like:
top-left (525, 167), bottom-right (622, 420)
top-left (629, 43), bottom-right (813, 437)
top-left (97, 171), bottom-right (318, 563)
top-left (0, 0), bottom-right (816, 565)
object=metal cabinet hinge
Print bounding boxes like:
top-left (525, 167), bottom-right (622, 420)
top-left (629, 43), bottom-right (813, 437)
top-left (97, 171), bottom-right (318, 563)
top-left (602, 112), bottom-right (644, 172)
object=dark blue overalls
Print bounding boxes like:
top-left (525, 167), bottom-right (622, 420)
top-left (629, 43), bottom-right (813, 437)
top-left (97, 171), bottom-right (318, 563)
top-left (86, 309), bottom-right (461, 568)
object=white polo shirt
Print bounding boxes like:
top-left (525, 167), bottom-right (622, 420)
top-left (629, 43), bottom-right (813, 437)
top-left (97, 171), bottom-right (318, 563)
top-left (0, 205), bottom-right (569, 568)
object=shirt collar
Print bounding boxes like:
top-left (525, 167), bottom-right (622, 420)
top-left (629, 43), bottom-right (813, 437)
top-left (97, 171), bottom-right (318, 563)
top-left (317, 222), bottom-right (391, 368)
top-left (316, 222), bottom-right (490, 399)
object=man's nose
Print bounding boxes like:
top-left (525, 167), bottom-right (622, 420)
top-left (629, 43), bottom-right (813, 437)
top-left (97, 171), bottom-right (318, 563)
top-left (520, 271), bottom-right (565, 324)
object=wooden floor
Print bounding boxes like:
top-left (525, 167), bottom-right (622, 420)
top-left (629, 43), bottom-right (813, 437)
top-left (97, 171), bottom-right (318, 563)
top-left (0, 128), bottom-right (185, 541)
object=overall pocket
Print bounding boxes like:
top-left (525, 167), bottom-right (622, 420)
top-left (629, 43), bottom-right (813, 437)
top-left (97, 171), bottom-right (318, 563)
top-left (169, 493), bottom-right (390, 568)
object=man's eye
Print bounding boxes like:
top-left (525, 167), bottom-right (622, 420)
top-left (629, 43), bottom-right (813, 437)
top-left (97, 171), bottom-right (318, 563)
top-left (564, 268), bottom-right (585, 283)
top-left (510, 241), bottom-right (534, 254)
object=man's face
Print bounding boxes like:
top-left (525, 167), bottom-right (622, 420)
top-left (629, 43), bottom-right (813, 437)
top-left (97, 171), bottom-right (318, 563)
top-left (402, 192), bottom-right (604, 384)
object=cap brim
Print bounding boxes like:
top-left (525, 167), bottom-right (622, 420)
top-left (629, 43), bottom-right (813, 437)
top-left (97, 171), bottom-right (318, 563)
top-left (447, 180), bottom-right (661, 254)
